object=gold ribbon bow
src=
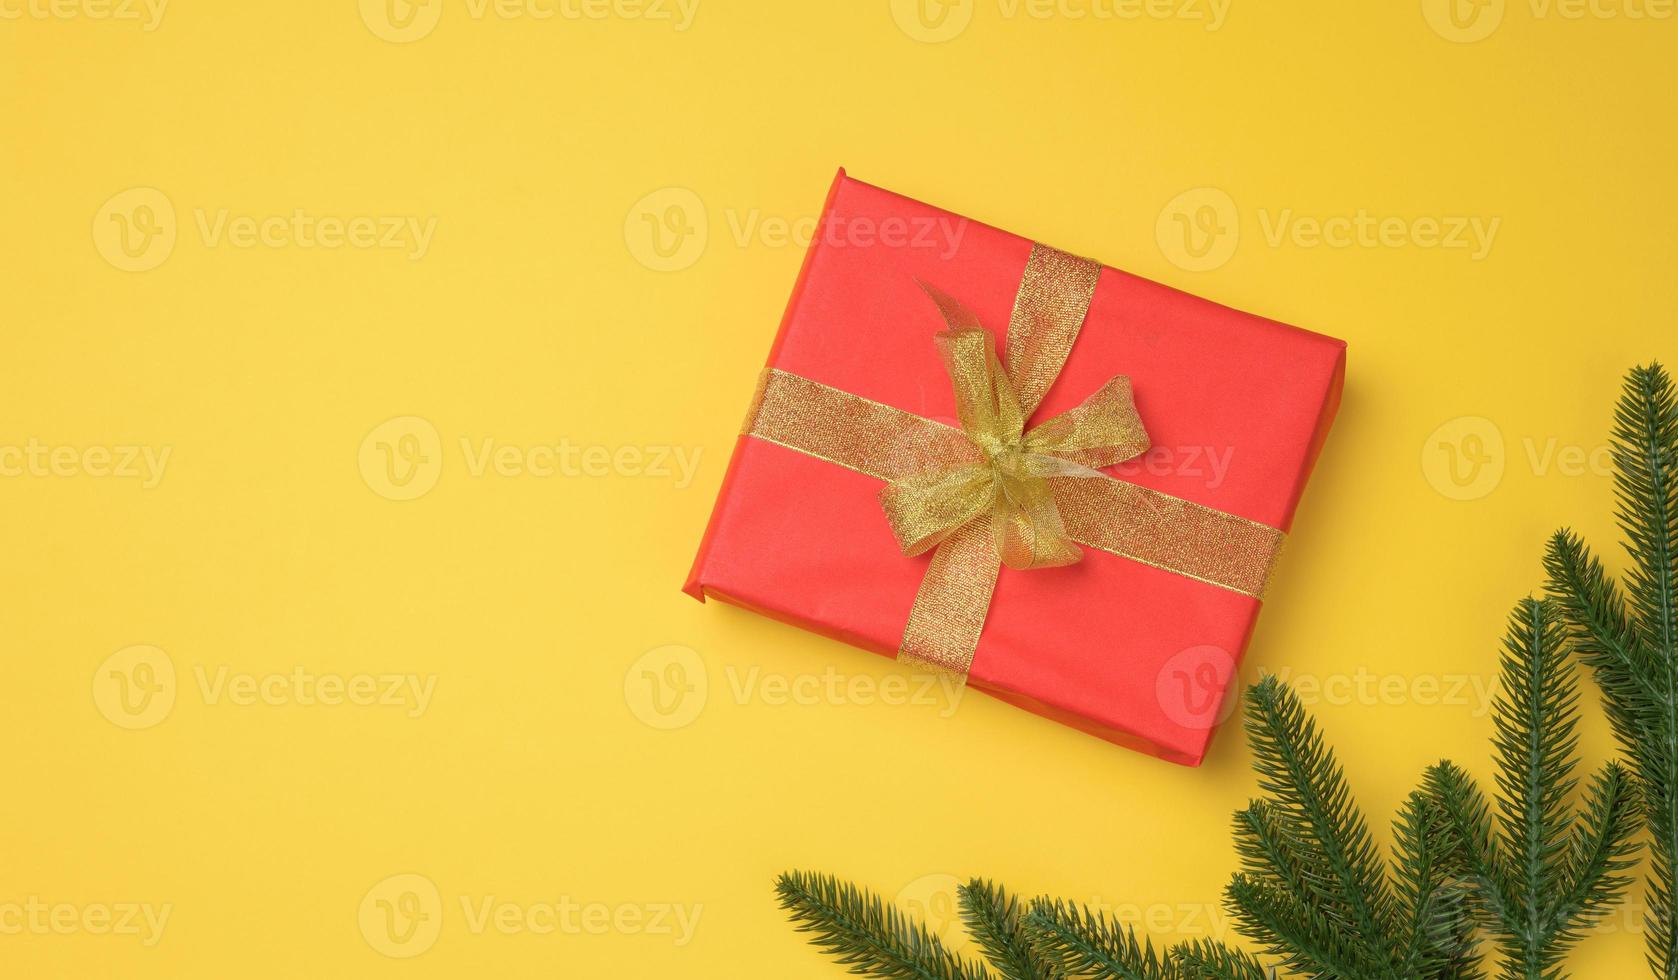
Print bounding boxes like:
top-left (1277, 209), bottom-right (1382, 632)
top-left (880, 279), bottom-right (1151, 573)
top-left (744, 245), bottom-right (1285, 677)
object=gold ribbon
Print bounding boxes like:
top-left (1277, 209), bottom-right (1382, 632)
top-left (743, 244), bottom-right (1284, 676)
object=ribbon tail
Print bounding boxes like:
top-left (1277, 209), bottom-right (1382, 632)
top-left (993, 469), bottom-right (1083, 569)
top-left (915, 279), bottom-right (986, 333)
top-left (1004, 244), bottom-right (1102, 416)
top-left (898, 516), bottom-right (1001, 678)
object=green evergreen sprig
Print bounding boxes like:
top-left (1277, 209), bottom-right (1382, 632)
top-left (777, 667), bottom-right (1636, 978)
top-left (776, 870), bottom-right (993, 980)
top-left (1025, 898), bottom-right (1175, 978)
top-left (1426, 598), bottom-right (1642, 979)
top-left (959, 880), bottom-right (1056, 980)
top-left (1224, 677), bottom-right (1479, 980)
top-left (1544, 361), bottom-right (1678, 977)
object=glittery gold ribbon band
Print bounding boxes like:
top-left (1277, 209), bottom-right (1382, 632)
top-left (742, 244), bottom-right (1284, 675)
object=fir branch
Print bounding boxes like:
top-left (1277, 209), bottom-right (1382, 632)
top-left (1550, 762), bottom-right (1641, 941)
top-left (1239, 675), bottom-right (1397, 967)
top-left (1228, 678), bottom-right (1492, 978)
top-left (1546, 362), bottom-right (1678, 977)
top-left (1225, 872), bottom-right (1372, 978)
top-left (959, 879), bottom-right (1058, 980)
top-left (1391, 789), bottom-right (1481, 979)
top-left (1613, 363), bottom-right (1678, 661)
top-left (1167, 939), bottom-right (1273, 979)
top-left (1614, 361), bottom-right (1678, 980)
top-left (1543, 530), bottom-right (1665, 737)
top-left (1230, 802), bottom-right (1317, 919)
top-left (1427, 599), bottom-right (1642, 980)
top-left (777, 656), bottom-right (1637, 980)
top-left (1024, 899), bottom-right (1173, 980)
top-left (1227, 803), bottom-right (1380, 976)
top-left (1427, 761), bottom-right (1520, 932)
top-left (775, 871), bottom-right (992, 980)
top-left (1493, 599), bottom-right (1581, 976)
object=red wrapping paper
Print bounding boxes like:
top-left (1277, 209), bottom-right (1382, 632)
top-left (684, 170), bottom-right (1346, 765)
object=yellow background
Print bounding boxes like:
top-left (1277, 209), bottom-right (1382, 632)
top-left (3, 0), bottom-right (1675, 975)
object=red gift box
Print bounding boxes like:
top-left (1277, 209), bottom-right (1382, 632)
top-left (684, 169), bottom-right (1345, 766)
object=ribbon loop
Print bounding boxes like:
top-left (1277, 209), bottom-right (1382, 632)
top-left (880, 463), bottom-right (993, 557)
top-left (1022, 375), bottom-right (1150, 470)
top-left (934, 327), bottom-right (1026, 455)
